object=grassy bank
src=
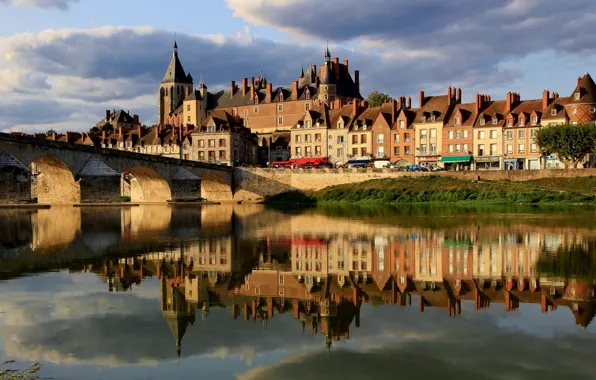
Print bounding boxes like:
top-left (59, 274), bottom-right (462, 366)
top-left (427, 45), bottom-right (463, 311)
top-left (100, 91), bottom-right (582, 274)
top-left (264, 176), bottom-right (596, 205)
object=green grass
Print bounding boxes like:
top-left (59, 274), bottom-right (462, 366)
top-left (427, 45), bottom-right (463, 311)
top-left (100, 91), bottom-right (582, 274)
top-left (265, 176), bottom-right (596, 206)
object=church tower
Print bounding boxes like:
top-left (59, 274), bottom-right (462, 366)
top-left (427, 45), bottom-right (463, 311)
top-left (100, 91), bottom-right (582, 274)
top-left (158, 41), bottom-right (194, 125)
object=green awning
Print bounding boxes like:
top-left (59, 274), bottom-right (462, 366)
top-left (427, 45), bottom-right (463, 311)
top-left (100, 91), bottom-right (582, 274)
top-left (440, 155), bottom-right (472, 163)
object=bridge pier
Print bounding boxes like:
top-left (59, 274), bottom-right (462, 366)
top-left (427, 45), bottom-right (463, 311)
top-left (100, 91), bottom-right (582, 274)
top-left (0, 154), bottom-right (31, 204)
top-left (77, 158), bottom-right (122, 203)
top-left (170, 168), bottom-right (202, 202)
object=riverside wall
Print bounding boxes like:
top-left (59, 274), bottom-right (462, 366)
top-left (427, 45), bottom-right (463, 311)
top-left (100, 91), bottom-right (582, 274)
top-left (233, 167), bottom-right (596, 201)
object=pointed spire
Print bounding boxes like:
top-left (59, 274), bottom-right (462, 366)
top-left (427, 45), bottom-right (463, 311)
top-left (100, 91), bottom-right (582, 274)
top-left (325, 40), bottom-right (331, 63)
top-left (300, 66), bottom-right (305, 78)
top-left (173, 33), bottom-right (178, 56)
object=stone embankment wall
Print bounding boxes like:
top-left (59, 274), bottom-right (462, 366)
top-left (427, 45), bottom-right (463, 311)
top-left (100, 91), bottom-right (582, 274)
top-left (233, 168), bottom-right (596, 201)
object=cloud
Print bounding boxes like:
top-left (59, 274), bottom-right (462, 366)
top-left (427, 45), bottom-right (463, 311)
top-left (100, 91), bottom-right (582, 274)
top-left (0, 0), bottom-right (77, 10)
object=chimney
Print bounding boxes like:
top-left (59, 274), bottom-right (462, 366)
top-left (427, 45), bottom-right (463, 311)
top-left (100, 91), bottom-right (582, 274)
top-left (505, 92), bottom-right (513, 113)
top-left (391, 98), bottom-right (397, 124)
top-left (343, 59), bottom-right (349, 74)
top-left (542, 90), bottom-right (550, 110)
top-left (292, 80), bottom-right (299, 99)
top-left (105, 109), bottom-right (110, 121)
top-left (312, 64), bottom-right (317, 77)
top-left (185, 87), bottom-right (190, 97)
top-left (118, 126), bottom-right (122, 137)
top-left (352, 100), bottom-right (359, 116)
top-left (578, 76), bottom-right (582, 87)
top-left (447, 86), bottom-right (453, 105)
top-left (133, 114), bottom-right (139, 125)
top-left (155, 125), bottom-right (159, 139)
top-left (242, 78), bottom-right (248, 96)
top-left (333, 58), bottom-right (340, 79)
top-left (250, 77), bottom-right (255, 99)
top-left (354, 70), bottom-right (360, 91)
top-left (457, 88), bottom-right (462, 103)
top-left (407, 96), bottom-right (411, 109)
top-left (266, 83), bottom-right (272, 103)
top-left (230, 80), bottom-right (236, 97)
top-left (419, 91), bottom-right (425, 108)
top-left (333, 57), bottom-right (339, 65)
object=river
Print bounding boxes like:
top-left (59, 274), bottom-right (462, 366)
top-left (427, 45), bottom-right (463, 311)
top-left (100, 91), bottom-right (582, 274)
top-left (0, 204), bottom-right (595, 379)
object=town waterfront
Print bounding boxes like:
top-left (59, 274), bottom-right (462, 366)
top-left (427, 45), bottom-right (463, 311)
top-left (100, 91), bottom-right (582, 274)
top-left (1, 204), bottom-right (596, 379)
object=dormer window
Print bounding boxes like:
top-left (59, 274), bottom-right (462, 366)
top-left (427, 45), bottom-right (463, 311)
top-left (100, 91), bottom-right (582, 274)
top-left (455, 116), bottom-right (461, 125)
top-left (520, 118), bottom-right (525, 126)
top-left (551, 108), bottom-right (557, 116)
top-left (421, 116), bottom-right (427, 122)
top-left (305, 120), bottom-right (311, 128)
top-left (480, 118), bottom-right (486, 126)
top-left (399, 120), bottom-right (405, 129)
top-left (492, 117), bottom-right (498, 125)
top-left (532, 116), bottom-right (538, 125)
top-left (575, 92), bottom-right (581, 100)
top-left (338, 122), bottom-right (343, 129)
top-left (507, 117), bottom-right (513, 126)
top-left (430, 114), bottom-right (436, 122)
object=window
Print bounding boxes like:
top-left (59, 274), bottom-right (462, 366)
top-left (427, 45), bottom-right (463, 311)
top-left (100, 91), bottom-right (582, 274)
top-left (394, 134), bottom-right (400, 143)
top-left (551, 108), bottom-right (557, 116)
top-left (404, 146), bottom-right (410, 155)
top-left (361, 147), bottom-right (367, 156)
top-left (463, 130), bottom-right (468, 139)
top-left (518, 130), bottom-right (525, 139)
top-left (244, 110), bottom-right (248, 117)
top-left (518, 144), bottom-right (525, 153)
top-left (420, 144), bottom-right (427, 155)
top-left (575, 92), bottom-right (581, 100)
top-left (420, 129), bottom-right (427, 139)
top-left (507, 130), bottom-right (513, 140)
top-left (253, 106), bottom-right (259, 114)
top-left (490, 143), bottom-right (497, 155)
top-left (508, 118), bottom-right (513, 126)
top-left (531, 143), bottom-right (537, 153)
top-left (338, 122), bottom-right (344, 129)
top-left (232, 108), bottom-right (237, 116)
top-left (520, 118), bottom-right (525, 126)
top-left (480, 118), bottom-right (486, 126)
top-left (324, 94), bottom-right (328, 100)
top-left (187, 105), bottom-right (190, 112)
top-left (448, 131), bottom-right (453, 140)
top-left (377, 146), bottom-right (384, 158)
top-left (305, 120), bottom-right (311, 128)
top-left (295, 147), bottom-right (302, 156)
top-left (305, 134), bottom-right (312, 143)
top-left (337, 136), bottom-right (344, 143)
top-left (404, 133), bottom-right (411, 142)
top-left (208, 139), bottom-right (215, 147)
top-left (430, 114), bottom-right (436, 122)
top-left (455, 144), bottom-right (461, 152)
top-left (455, 130), bottom-right (461, 139)
top-left (448, 144), bottom-right (454, 153)
top-left (478, 131), bottom-right (485, 140)
top-left (492, 117), bottom-right (498, 125)
top-left (361, 135), bottom-right (367, 144)
top-left (315, 133), bottom-right (322, 142)
top-left (531, 116), bottom-right (538, 125)
top-left (352, 135), bottom-right (358, 144)
top-left (337, 148), bottom-right (343, 157)
top-left (377, 134), bottom-right (385, 143)
top-left (278, 104), bottom-right (283, 112)
top-left (315, 146), bottom-right (322, 156)
top-left (490, 130), bottom-right (497, 139)
top-left (219, 139), bottom-right (226, 147)
top-left (219, 150), bottom-right (226, 159)
top-left (591, 107), bottom-right (596, 114)
top-left (399, 120), bottom-right (405, 129)
top-left (278, 117), bottom-right (283, 126)
top-left (530, 129), bottom-right (537, 137)
top-left (507, 144), bottom-right (513, 154)
top-left (478, 144), bottom-right (485, 156)
top-left (199, 140), bottom-right (205, 148)
top-left (394, 146), bottom-right (400, 155)
top-left (463, 143), bottom-right (468, 152)
top-left (421, 116), bottom-right (427, 122)
top-left (455, 116), bottom-right (461, 125)
top-left (199, 151), bottom-right (205, 159)
top-left (430, 129), bottom-right (437, 138)
top-left (243, 118), bottom-right (248, 127)
top-left (187, 116), bottom-right (191, 122)
top-left (305, 103), bottom-right (311, 111)
top-left (352, 148), bottom-right (358, 156)
top-left (323, 86), bottom-right (328, 91)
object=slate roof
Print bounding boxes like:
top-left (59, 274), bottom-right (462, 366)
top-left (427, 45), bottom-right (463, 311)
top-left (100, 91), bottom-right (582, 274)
top-left (569, 73), bottom-right (596, 105)
top-left (0, 151), bottom-right (29, 172)
top-left (78, 157), bottom-right (119, 177)
top-left (414, 95), bottom-right (453, 124)
top-left (162, 51), bottom-right (193, 85)
top-left (542, 96), bottom-right (569, 121)
top-left (445, 102), bottom-right (477, 127)
top-left (474, 100), bottom-right (508, 128)
top-left (320, 63), bottom-right (335, 85)
top-left (508, 99), bottom-right (543, 127)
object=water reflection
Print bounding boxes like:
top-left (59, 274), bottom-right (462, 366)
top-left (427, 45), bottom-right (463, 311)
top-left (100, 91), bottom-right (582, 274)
top-left (1, 205), bottom-right (596, 378)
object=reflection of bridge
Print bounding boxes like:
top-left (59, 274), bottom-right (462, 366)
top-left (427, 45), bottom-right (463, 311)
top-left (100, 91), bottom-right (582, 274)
top-left (0, 133), bottom-right (233, 204)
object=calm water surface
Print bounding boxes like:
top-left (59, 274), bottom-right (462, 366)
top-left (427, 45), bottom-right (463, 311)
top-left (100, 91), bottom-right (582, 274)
top-left (1, 204), bottom-right (596, 379)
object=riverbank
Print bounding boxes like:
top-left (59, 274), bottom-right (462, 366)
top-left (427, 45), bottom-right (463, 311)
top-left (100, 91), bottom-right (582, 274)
top-left (264, 176), bottom-right (596, 205)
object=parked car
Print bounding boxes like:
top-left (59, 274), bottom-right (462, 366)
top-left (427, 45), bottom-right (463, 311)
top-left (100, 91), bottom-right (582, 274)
top-left (428, 164), bottom-right (445, 172)
top-left (407, 165), bottom-right (429, 172)
top-left (373, 159), bottom-right (392, 169)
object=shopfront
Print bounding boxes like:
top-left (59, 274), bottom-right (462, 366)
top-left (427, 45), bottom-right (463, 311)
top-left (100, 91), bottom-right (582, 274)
top-left (545, 156), bottom-right (562, 169)
top-left (475, 156), bottom-right (500, 170)
top-left (418, 156), bottom-right (441, 168)
top-left (504, 158), bottom-right (524, 170)
top-left (440, 156), bottom-right (472, 171)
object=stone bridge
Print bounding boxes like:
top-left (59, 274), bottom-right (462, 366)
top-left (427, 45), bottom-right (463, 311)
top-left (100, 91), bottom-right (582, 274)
top-left (0, 133), bottom-right (233, 204)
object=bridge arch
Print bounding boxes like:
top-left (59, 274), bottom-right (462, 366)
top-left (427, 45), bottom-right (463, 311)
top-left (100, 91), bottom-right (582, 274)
top-left (123, 166), bottom-right (172, 203)
top-left (32, 156), bottom-right (80, 204)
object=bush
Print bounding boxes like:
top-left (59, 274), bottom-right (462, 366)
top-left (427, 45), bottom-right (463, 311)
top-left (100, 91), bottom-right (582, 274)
top-left (120, 196), bottom-right (131, 203)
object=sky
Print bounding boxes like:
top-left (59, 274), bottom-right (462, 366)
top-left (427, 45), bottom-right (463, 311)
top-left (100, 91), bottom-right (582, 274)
top-left (1, 0), bottom-right (596, 133)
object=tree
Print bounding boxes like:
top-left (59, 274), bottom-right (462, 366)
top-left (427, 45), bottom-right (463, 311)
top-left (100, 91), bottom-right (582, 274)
top-left (535, 123), bottom-right (596, 168)
top-left (366, 90), bottom-right (391, 107)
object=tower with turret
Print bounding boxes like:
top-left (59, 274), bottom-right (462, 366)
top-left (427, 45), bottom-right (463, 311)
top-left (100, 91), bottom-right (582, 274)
top-left (158, 41), bottom-right (194, 125)
top-left (319, 42), bottom-right (337, 105)
top-left (565, 73), bottom-right (596, 125)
